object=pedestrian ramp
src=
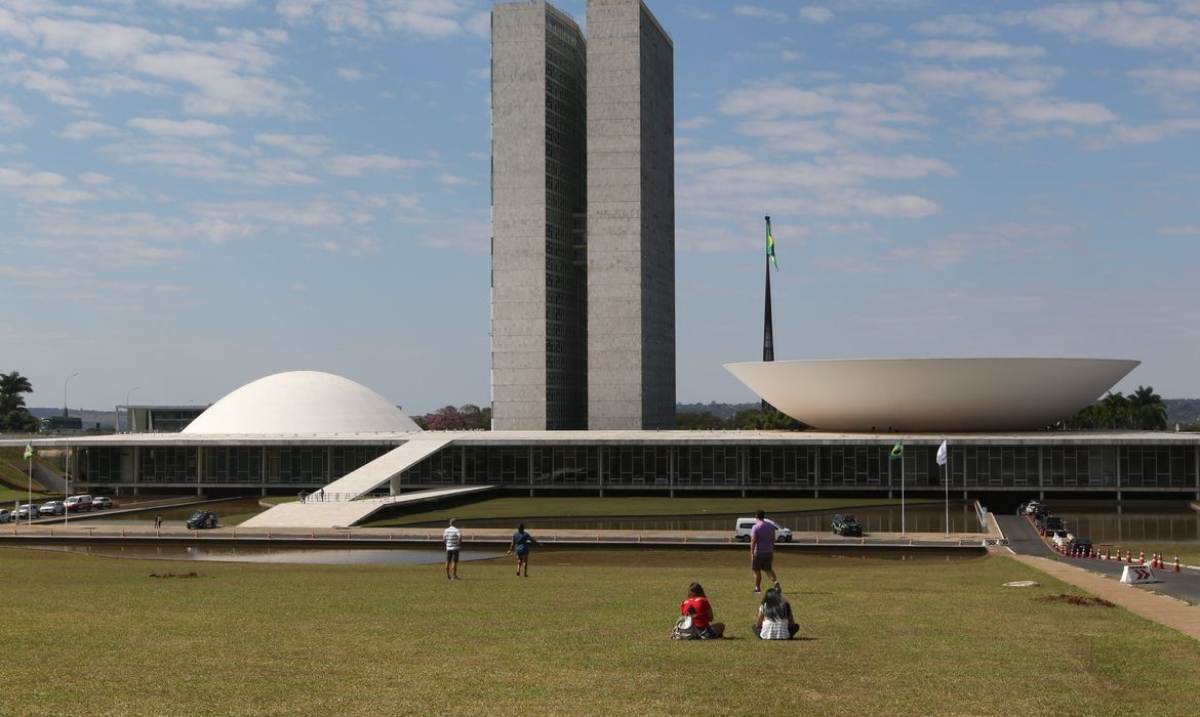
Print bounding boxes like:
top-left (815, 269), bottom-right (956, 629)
top-left (240, 485), bottom-right (496, 529)
top-left (240, 436), bottom-right (491, 529)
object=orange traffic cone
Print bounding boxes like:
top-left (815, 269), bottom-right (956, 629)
top-left (1139, 551), bottom-right (1145, 565)
top-left (1174, 556), bottom-right (1181, 573)
top-left (1105, 547), bottom-right (1112, 561)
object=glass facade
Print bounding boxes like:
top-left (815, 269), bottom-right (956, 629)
top-left (75, 439), bottom-right (1198, 496)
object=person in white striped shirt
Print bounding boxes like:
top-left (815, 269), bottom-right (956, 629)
top-left (443, 518), bottom-right (462, 580)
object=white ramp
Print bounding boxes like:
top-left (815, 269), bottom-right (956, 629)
top-left (321, 436), bottom-right (454, 497)
top-left (240, 486), bottom-right (494, 529)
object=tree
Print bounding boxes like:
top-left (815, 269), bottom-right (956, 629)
top-left (0, 370), bottom-right (38, 432)
top-left (1128, 385), bottom-right (1168, 431)
top-left (458, 404), bottom-right (491, 430)
top-left (423, 405), bottom-right (467, 431)
top-left (676, 411), bottom-right (725, 430)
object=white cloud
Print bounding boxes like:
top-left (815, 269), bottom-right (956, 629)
top-left (1025, 3), bottom-right (1200, 52)
top-left (255, 133), bottom-right (330, 157)
top-left (0, 96), bottom-right (30, 130)
top-left (336, 66), bottom-right (364, 82)
top-left (799, 6), bottom-right (835, 23)
top-left (893, 39), bottom-right (1046, 61)
top-left (78, 171), bottom-right (112, 185)
top-left (58, 121), bottom-right (119, 140)
top-left (911, 14), bottom-right (996, 37)
top-left (0, 166), bottom-right (67, 188)
top-left (440, 173), bottom-right (467, 185)
top-left (277, 0), bottom-right (482, 40)
top-left (1009, 99), bottom-right (1115, 126)
top-left (128, 117), bottom-right (230, 138)
top-left (158, 0), bottom-right (256, 9)
top-left (733, 5), bottom-right (790, 23)
top-left (1088, 119), bottom-right (1200, 148)
top-left (325, 153), bottom-right (419, 176)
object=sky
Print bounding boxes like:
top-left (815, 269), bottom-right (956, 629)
top-left (3, 0), bottom-right (1200, 417)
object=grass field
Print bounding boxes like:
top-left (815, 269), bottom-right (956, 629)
top-left (2, 546), bottom-right (1198, 717)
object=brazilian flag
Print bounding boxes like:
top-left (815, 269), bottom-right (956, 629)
top-left (889, 439), bottom-right (903, 460)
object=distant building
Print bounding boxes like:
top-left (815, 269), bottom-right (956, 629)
top-left (123, 405), bottom-right (208, 433)
top-left (491, 0), bottom-right (675, 431)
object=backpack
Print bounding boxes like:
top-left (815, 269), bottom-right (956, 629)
top-left (672, 614), bottom-right (701, 640)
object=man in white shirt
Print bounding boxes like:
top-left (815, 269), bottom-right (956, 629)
top-left (443, 518), bottom-right (462, 580)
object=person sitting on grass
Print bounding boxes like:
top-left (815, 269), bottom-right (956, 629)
top-left (751, 586), bottom-right (798, 640)
top-left (680, 582), bottom-right (725, 639)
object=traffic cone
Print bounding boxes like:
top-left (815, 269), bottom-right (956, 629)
top-left (1174, 556), bottom-right (1180, 573)
top-left (1115, 547), bottom-right (1123, 562)
top-left (1127, 550), bottom-right (1134, 564)
top-left (1139, 551), bottom-right (1145, 565)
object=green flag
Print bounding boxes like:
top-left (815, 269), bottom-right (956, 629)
top-left (890, 439), bottom-right (903, 460)
top-left (23, 443), bottom-right (34, 460)
top-left (766, 217), bottom-right (778, 270)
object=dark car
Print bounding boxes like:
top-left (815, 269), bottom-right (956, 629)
top-left (186, 510), bottom-right (218, 530)
top-left (1040, 516), bottom-right (1065, 534)
top-left (832, 514), bottom-right (863, 537)
top-left (1067, 537), bottom-right (1093, 557)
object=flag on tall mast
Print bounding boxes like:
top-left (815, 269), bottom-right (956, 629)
top-left (766, 216), bottom-right (778, 271)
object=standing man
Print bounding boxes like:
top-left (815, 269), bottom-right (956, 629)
top-left (750, 509), bottom-right (779, 593)
top-left (443, 518), bottom-right (462, 580)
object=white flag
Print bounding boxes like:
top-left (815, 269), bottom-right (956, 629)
top-left (936, 440), bottom-right (948, 466)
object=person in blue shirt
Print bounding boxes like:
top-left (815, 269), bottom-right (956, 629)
top-left (506, 523), bottom-right (542, 577)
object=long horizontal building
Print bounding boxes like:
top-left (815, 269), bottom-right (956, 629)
top-left (8, 372), bottom-right (1197, 529)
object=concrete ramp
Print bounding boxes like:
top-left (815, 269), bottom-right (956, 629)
top-left (321, 436), bottom-right (454, 497)
top-left (241, 486), bottom-right (495, 529)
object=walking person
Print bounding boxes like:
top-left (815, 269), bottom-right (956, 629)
top-left (751, 586), bottom-right (799, 639)
top-left (506, 523), bottom-right (541, 577)
top-left (443, 518), bottom-right (462, 580)
top-left (154, 514), bottom-right (163, 530)
top-left (750, 509), bottom-right (779, 593)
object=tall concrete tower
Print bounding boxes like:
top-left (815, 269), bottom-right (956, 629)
top-left (585, 0), bottom-right (675, 430)
top-left (491, 2), bottom-right (589, 431)
top-left (490, 0), bottom-right (674, 431)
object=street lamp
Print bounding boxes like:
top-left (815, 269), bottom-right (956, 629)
top-left (125, 386), bottom-right (140, 433)
top-left (63, 372), bottom-right (78, 526)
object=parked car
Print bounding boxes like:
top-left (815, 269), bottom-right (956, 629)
top-left (64, 495), bottom-right (93, 512)
top-left (733, 517), bottom-right (793, 543)
top-left (16, 503), bottom-right (40, 520)
top-left (92, 496), bottom-right (114, 509)
top-left (1050, 529), bottom-right (1073, 549)
top-left (1018, 501), bottom-right (1043, 515)
top-left (1039, 516), bottom-right (1065, 534)
top-left (1067, 537), bottom-right (1093, 557)
top-left (39, 500), bottom-right (65, 516)
top-left (0, 509), bottom-right (10, 523)
top-left (186, 510), bottom-right (218, 530)
top-left (831, 514), bottom-right (863, 537)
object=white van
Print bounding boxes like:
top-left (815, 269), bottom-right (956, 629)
top-left (733, 517), bottom-right (793, 543)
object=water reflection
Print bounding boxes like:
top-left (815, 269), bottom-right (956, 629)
top-left (35, 544), bottom-right (502, 565)
top-left (1042, 503), bottom-right (1200, 544)
top-left (444, 502), bottom-right (985, 534)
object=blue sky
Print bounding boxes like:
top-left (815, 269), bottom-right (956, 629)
top-left (3, 0), bottom-right (1199, 416)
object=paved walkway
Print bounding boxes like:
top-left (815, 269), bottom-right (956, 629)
top-left (994, 513), bottom-right (1200, 641)
top-left (1007, 554), bottom-right (1200, 640)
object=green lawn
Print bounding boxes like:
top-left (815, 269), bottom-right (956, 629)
top-left (1, 547), bottom-right (1197, 716)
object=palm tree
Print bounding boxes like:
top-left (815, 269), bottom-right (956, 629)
top-left (1100, 392), bottom-right (1130, 429)
top-left (0, 370), bottom-right (34, 414)
top-left (1128, 385), bottom-right (1168, 431)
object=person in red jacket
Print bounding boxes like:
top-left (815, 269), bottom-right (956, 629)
top-left (680, 582), bottom-right (725, 639)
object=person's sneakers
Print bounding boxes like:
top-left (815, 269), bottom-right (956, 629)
top-left (752, 588), bottom-right (761, 594)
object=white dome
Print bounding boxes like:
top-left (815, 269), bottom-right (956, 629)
top-left (725, 358), bottom-right (1140, 432)
top-left (183, 371), bottom-right (421, 434)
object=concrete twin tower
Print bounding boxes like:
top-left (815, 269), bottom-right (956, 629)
top-left (491, 0), bottom-right (675, 431)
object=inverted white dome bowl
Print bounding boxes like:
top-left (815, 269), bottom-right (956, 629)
top-left (724, 358), bottom-right (1140, 432)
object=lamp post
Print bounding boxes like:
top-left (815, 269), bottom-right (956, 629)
top-left (63, 372), bottom-right (78, 525)
top-left (125, 386), bottom-right (140, 433)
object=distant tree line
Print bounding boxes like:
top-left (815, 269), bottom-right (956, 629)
top-left (1062, 386), bottom-right (1171, 431)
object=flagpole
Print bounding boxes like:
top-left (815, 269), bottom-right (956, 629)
top-left (901, 452), bottom-right (906, 535)
top-left (944, 452), bottom-right (950, 536)
top-left (27, 447), bottom-right (33, 526)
